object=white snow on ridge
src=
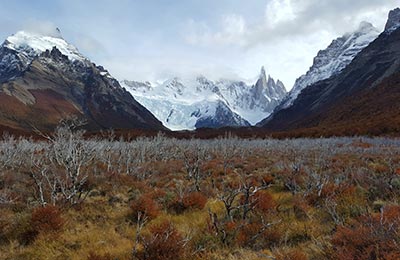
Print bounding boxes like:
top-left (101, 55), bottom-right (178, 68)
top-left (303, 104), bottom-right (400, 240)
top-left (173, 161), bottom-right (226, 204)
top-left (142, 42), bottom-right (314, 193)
top-left (121, 78), bottom-right (226, 130)
top-left (4, 31), bottom-right (86, 62)
top-left (133, 96), bottom-right (219, 131)
top-left (121, 70), bottom-right (286, 130)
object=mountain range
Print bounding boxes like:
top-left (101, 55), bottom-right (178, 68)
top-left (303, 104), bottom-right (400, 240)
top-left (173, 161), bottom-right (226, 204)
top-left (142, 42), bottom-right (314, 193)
top-left (121, 67), bottom-right (286, 130)
top-left (0, 8), bottom-right (399, 135)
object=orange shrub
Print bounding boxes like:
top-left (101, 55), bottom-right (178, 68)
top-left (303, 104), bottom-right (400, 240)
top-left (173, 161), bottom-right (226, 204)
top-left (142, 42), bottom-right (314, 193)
top-left (136, 221), bottom-right (184, 260)
top-left (182, 192), bottom-right (207, 210)
top-left (236, 220), bottom-right (282, 249)
top-left (169, 192), bottom-right (208, 214)
top-left (130, 195), bottom-right (160, 220)
top-left (292, 196), bottom-right (311, 220)
top-left (332, 205), bottom-right (400, 260)
top-left (252, 191), bottom-right (276, 215)
top-left (237, 222), bottom-right (262, 247)
top-left (31, 205), bottom-right (64, 235)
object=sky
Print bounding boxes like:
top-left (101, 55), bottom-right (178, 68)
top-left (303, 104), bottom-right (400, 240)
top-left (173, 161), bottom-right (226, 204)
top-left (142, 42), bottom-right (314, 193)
top-left (0, 0), bottom-right (398, 90)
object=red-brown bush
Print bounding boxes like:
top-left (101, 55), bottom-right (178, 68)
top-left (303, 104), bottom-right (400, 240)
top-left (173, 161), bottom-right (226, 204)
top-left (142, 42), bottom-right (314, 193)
top-left (237, 222), bottom-right (262, 247)
top-left (332, 205), bottom-right (400, 260)
top-left (169, 192), bottom-right (208, 214)
top-left (31, 205), bottom-right (65, 235)
top-left (130, 194), bottom-right (160, 220)
top-left (182, 192), bottom-right (207, 210)
top-left (252, 191), bottom-right (276, 215)
top-left (136, 221), bottom-right (184, 260)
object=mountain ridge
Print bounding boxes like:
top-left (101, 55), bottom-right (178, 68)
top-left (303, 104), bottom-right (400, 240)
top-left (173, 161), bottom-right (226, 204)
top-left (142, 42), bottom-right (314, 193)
top-left (259, 8), bottom-right (400, 135)
top-left (272, 21), bottom-right (380, 114)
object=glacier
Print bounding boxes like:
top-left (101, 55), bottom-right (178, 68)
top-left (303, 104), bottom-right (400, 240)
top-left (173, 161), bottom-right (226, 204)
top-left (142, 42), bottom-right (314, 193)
top-left (121, 68), bottom-right (287, 130)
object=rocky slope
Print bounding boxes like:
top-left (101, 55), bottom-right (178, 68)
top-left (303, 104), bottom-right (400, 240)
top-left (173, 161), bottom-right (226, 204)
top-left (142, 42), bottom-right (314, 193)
top-left (276, 21), bottom-right (380, 111)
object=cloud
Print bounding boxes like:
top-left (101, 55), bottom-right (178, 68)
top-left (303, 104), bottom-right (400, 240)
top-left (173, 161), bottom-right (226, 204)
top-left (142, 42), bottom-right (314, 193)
top-left (72, 35), bottom-right (107, 57)
top-left (1, 0), bottom-right (397, 90)
top-left (21, 20), bottom-right (61, 37)
top-left (185, 14), bottom-right (247, 46)
top-left (181, 0), bottom-right (398, 88)
top-left (265, 0), bottom-right (296, 28)
top-left (185, 0), bottom-right (397, 48)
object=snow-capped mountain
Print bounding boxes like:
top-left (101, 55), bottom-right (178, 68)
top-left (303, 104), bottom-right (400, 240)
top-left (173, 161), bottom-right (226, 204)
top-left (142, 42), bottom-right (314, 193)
top-left (0, 30), bottom-right (165, 131)
top-left (277, 21), bottom-right (380, 110)
top-left (260, 8), bottom-right (400, 135)
top-left (5, 30), bottom-right (85, 61)
top-left (0, 30), bottom-right (87, 83)
top-left (121, 67), bottom-right (286, 130)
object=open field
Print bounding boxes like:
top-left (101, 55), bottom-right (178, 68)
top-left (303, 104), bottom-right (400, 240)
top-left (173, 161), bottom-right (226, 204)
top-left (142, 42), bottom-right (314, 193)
top-left (1, 126), bottom-right (400, 259)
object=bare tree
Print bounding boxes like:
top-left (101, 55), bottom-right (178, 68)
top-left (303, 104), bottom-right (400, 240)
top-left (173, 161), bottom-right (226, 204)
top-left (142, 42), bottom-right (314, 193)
top-left (181, 140), bottom-right (210, 191)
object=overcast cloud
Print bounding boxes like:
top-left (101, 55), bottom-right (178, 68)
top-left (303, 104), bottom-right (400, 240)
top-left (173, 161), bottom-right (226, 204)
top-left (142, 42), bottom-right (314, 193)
top-left (0, 0), bottom-right (398, 89)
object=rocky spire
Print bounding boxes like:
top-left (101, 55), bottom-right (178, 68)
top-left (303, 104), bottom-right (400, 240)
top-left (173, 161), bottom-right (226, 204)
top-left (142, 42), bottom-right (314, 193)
top-left (253, 66), bottom-right (286, 99)
top-left (254, 66), bottom-right (267, 95)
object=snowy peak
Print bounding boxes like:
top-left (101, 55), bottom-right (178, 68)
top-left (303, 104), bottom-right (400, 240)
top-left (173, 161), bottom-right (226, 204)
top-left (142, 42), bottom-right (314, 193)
top-left (277, 21), bottom-right (379, 110)
top-left (0, 29), bottom-right (121, 84)
top-left (3, 30), bottom-right (86, 62)
top-left (385, 8), bottom-right (400, 33)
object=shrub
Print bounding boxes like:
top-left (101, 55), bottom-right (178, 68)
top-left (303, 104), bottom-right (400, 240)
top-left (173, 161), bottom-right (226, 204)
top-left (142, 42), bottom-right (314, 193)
top-left (182, 192), bottom-right (207, 211)
top-left (130, 194), bottom-right (160, 221)
top-left (332, 205), bottom-right (400, 259)
top-left (252, 191), bottom-right (276, 215)
top-left (31, 205), bottom-right (65, 235)
top-left (237, 222), bottom-right (263, 248)
top-left (169, 192), bottom-right (208, 214)
top-left (136, 221), bottom-right (184, 260)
